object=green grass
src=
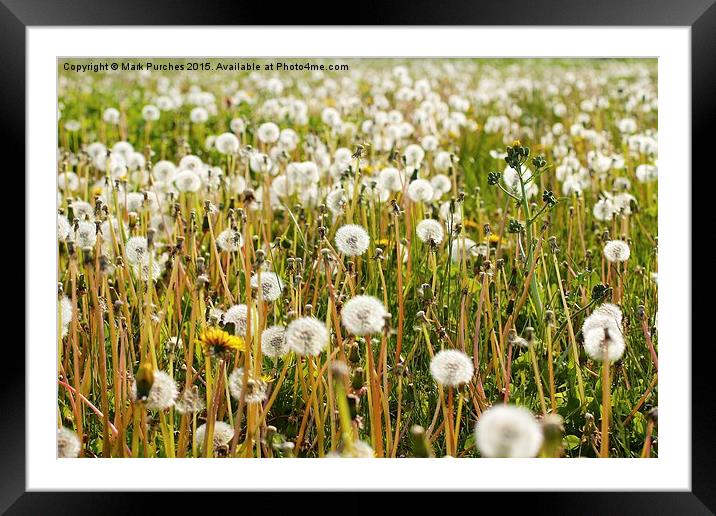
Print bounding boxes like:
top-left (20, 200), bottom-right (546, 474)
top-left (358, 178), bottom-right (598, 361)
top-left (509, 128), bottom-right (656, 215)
top-left (56, 58), bottom-right (658, 459)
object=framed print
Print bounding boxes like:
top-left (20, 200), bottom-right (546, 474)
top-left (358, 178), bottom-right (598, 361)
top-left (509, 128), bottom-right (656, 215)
top-left (5, 0), bottom-right (711, 513)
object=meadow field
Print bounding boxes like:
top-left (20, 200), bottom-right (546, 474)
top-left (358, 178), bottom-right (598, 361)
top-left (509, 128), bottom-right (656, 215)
top-left (56, 58), bottom-right (658, 459)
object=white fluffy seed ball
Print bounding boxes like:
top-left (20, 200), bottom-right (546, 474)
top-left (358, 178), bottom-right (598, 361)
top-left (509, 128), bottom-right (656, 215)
top-left (132, 370), bottom-right (178, 411)
top-left (261, 325), bottom-right (289, 358)
top-left (215, 132), bottom-right (240, 155)
top-left (195, 421), bottom-right (235, 452)
top-left (57, 215), bottom-right (71, 242)
top-left (59, 295), bottom-right (74, 327)
top-left (124, 236), bottom-right (149, 265)
top-left (416, 218), bottom-right (445, 245)
top-left (174, 169), bottom-right (202, 193)
top-left (582, 306), bottom-right (626, 363)
top-left (257, 122), bottom-right (280, 144)
top-left (450, 237), bottom-right (483, 263)
top-left (223, 304), bottom-right (257, 337)
top-left (603, 240), bottom-right (631, 263)
top-left (216, 228), bottom-right (243, 252)
top-left (75, 221), bottom-right (97, 248)
top-left (335, 224), bottom-right (370, 256)
top-left (250, 271), bottom-right (284, 302)
top-left (475, 405), bottom-right (544, 458)
top-left (152, 160), bottom-right (176, 184)
top-left (228, 367), bottom-right (268, 404)
top-left (341, 295), bottom-right (388, 336)
top-left (378, 167), bottom-right (405, 192)
top-left (285, 316), bottom-right (329, 356)
top-left (429, 349), bottom-right (474, 387)
top-left (407, 178), bottom-right (434, 203)
top-left (57, 427), bottom-right (81, 458)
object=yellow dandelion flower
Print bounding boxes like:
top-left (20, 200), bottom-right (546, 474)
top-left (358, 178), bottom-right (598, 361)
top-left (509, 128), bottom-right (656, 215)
top-left (488, 233), bottom-right (501, 245)
top-left (375, 238), bottom-right (390, 247)
top-left (197, 327), bottom-right (244, 358)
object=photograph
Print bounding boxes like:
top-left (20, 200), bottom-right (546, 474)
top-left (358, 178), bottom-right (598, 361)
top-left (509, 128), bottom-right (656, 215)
top-left (55, 56), bottom-right (659, 460)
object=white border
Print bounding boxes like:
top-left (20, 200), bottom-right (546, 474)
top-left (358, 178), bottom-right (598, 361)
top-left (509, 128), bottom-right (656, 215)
top-left (27, 27), bottom-right (690, 491)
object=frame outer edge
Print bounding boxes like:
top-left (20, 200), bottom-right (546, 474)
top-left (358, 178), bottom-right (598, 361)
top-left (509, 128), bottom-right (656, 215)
top-left (0, 0), bottom-right (27, 514)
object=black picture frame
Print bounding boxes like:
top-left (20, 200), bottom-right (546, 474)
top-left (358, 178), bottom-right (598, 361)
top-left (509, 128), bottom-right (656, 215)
top-left (5, 1), bottom-right (709, 513)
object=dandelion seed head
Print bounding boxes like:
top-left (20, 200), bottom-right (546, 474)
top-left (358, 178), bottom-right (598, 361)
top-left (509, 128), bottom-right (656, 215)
top-left (230, 117), bottom-right (246, 133)
top-left (228, 367), bottom-right (268, 404)
top-left (124, 191), bottom-right (155, 213)
top-left (583, 322), bottom-right (626, 362)
top-left (335, 224), bottom-right (370, 256)
top-left (403, 144), bottom-right (425, 167)
top-left (71, 200), bottom-right (94, 221)
top-left (326, 187), bottom-right (347, 216)
top-left (250, 271), bottom-right (284, 302)
top-left (175, 386), bottom-right (204, 415)
top-left (103, 107), bottom-right (121, 124)
top-left (174, 169), bottom-right (202, 193)
top-left (433, 151), bottom-right (454, 172)
top-left (329, 440), bottom-right (375, 458)
top-left (285, 316), bottom-right (329, 356)
top-left (635, 164), bottom-right (658, 183)
top-left (603, 240), bottom-right (630, 263)
top-left (475, 405), bottom-right (543, 458)
top-left (582, 303), bottom-right (625, 362)
top-left (341, 295), bottom-right (388, 336)
top-left (257, 122), bottom-right (280, 144)
top-left (57, 427), bottom-right (81, 458)
top-left (132, 370), bottom-right (178, 410)
top-left (216, 228), bottom-right (243, 252)
top-left (416, 218), bottom-right (445, 245)
top-left (378, 167), bottom-right (404, 192)
top-left (406, 178), bottom-right (434, 204)
top-left (592, 197), bottom-right (616, 222)
top-left (198, 166), bottom-right (223, 190)
top-left (152, 160), bottom-right (176, 184)
top-left (190, 107), bottom-right (209, 124)
top-left (613, 192), bottom-right (636, 214)
top-left (503, 166), bottom-right (538, 199)
top-left (450, 237), bottom-right (483, 263)
top-left (142, 104), bottom-right (160, 121)
top-left (430, 174), bottom-right (452, 198)
top-left (86, 142), bottom-right (107, 160)
top-left (75, 221), bottom-right (97, 248)
top-left (57, 215), bottom-right (71, 241)
top-left (60, 295), bottom-right (74, 327)
top-left (65, 120), bottom-right (82, 133)
top-left (429, 349), bottom-right (474, 387)
top-left (223, 304), bottom-right (256, 337)
top-left (179, 155), bottom-right (203, 172)
top-left (215, 132), bottom-right (240, 155)
top-left (249, 152), bottom-right (273, 174)
top-left (124, 236), bottom-right (148, 265)
top-left (261, 325), bottom-right (289, 358)
top-left (421, 135), bottom-right (439, 152)
top-left (132, 259), bottom-right (162, 282)
top-left (127, 153), bottom-right (146, 173)
top-left (195, 421), bottom-right (235, 451)
top-left (58, 171), bottom-right (79, 191)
